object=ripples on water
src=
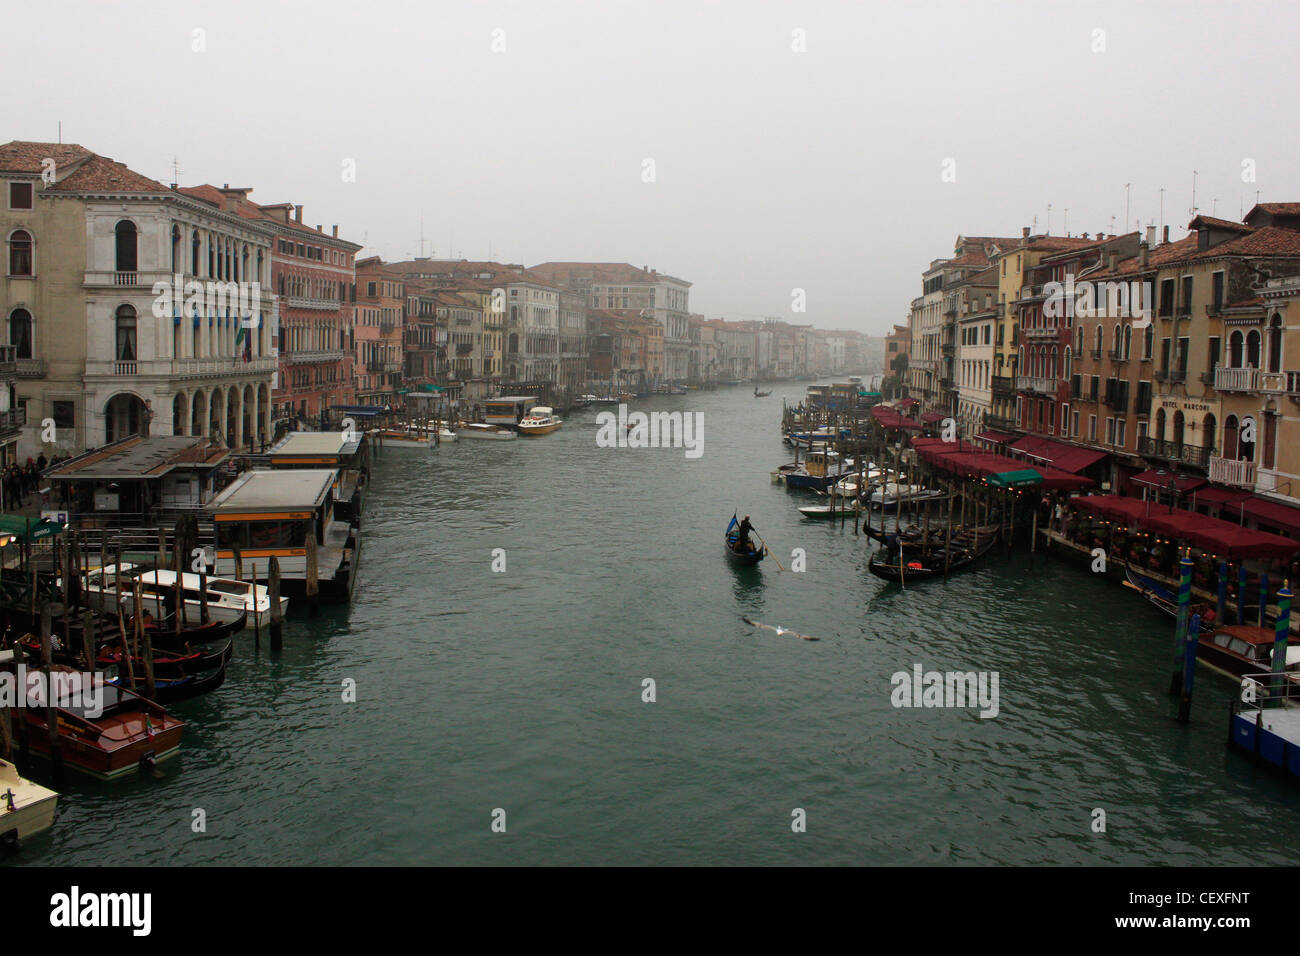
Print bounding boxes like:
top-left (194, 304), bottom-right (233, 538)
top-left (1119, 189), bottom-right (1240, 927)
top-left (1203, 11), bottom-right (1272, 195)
top-left (10, 387), bottom-right (1300, 866)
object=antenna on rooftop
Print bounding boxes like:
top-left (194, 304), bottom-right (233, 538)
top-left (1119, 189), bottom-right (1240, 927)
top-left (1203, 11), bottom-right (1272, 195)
top-left (1189, 170), bottom-right (1199, 217)
top-left (171, 156), bottom-right (181, 186)
top-left (1124, 183), bottom-right (1131, 232)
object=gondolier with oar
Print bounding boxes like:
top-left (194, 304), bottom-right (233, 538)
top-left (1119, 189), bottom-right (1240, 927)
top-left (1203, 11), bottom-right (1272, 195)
top-left (736, 514), bottom-right (757, 553)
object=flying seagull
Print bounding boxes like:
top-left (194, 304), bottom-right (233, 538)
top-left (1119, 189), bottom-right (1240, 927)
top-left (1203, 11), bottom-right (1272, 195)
top-left (742, 616), bottom-right (819, 641)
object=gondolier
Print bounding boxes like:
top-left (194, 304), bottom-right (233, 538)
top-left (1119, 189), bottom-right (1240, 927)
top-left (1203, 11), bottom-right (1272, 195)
top-left (737, 515), bottom-right (756, 552)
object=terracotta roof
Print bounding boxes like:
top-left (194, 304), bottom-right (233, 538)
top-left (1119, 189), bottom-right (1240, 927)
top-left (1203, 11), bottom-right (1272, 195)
top-left (0, 141), bottom-right (94, 174)
top-left (1184, 225), bottom-right (1300, 261)
top-left (43, 153), bottom-right (168, 194)
top-left (1081, 234), bottom-right (1199, 278)
top-left (1249, 203), bottom-right (1300, 217)
top-left (1188, 214), bottom-right (1252, 233)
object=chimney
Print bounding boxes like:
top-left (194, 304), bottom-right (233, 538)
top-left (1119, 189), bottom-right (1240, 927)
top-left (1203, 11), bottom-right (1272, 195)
top-left (1163, 225), bottom-right (1170, 244)
top-left (1082, 232), bottom-right (1090, 240)
top-left (1108, 252), bottom-right (1117, 272)
top-left (1022, 226), bottom-right (1030, 239)
top-left (294, 205), bottom-right (304, 223)
top-left (1146, 225), bottom-right (1156, 246)
top-left (1098, 232), bottom-right (1106, 240)
top-left (223, 183), bottom-right (229, 189)
top-left (1139, 241), bottom-right (1149, 267)
top-left (315, 224), bottom-right (322, 232)
top-left (332, 225), bottom-right (338, 238)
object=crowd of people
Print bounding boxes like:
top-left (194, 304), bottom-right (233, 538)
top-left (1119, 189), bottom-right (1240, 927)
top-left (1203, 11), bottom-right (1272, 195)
top-left (3, 452), bottom-right (71, 510)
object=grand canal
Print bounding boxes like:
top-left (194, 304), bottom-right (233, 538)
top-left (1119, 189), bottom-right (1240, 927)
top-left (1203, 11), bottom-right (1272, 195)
top-left (10, 385), bottom-right (1300, 866)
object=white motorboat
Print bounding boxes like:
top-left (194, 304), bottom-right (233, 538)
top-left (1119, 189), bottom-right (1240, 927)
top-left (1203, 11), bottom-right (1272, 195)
top-left (517, 406), bottom-right (562, 436)
top-left (82, 563), bottom-right (288, 625)
top-left (0, 756), bottom-right (58, 845)
top-left (456, 422), bottom-right (518, 441)
top-left (870, 483), bottom-right (946, 511)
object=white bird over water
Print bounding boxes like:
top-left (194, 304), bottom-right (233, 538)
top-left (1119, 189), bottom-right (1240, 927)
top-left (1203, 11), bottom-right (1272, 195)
top-left (742, 616), bottom-right (819, 641)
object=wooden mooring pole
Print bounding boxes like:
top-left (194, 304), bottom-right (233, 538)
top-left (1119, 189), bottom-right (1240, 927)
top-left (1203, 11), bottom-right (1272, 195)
top-left (269, 555), bottom-right (283, 650)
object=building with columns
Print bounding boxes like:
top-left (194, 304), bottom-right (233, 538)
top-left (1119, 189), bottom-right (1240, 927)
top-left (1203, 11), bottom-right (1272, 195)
top-left (1, 141), bottom-right (277, 459)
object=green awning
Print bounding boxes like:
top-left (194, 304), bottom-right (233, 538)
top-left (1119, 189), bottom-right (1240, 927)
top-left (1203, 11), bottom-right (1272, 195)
top-left (987, 469), bottom-right (1043, 488)
top-left (0, 514), bottom-right (67, 542)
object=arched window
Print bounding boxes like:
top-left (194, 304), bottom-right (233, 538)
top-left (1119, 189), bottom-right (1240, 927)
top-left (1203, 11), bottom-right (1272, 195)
top-left (1073, 326), bottom-right (1082, 351)
top-left (1123, 325), bottom-right (1132, 359)
top-left (171, 225), bottom-right (181, 273)
top-left (1223, 415), bottom-right (1239, 460)
top-left (1173, 410), bottom-right (1185, 450)
top-left (191, 230), bottom-right (200, 275)
top-left (1229, 330), bottom-right (1244, 368)
top-left (1093, 325), bottom-right (1103, 354)
top-left (114, 220), bottom-right (138, 273)
top-left (1144, 325), bottom-right (1153, 359)
top-left (1240, 415), bottom-right (1256, 462)
top-left (1268, 314), bottom-right (1283, 373)
top-left (8, 230), bottom-right (33, 276)
top-left (1203, 413), bottom-right (1216, 456)
top-left (1246, 330), bottom-right (1261, 368)
top-left (1113, 323), bottom-right (1121, 355)
top-left (1156, 407), bottom-right (1166, 441)
top-left (9, 308), bottom-right (32, 359)
top-left (1064, 346), bottom-right (1072, 378)
top-left (241, 245), bottom-right (249, 283)
top-left (1051, 346), bottom-right (1058, 378)
top-left (115, 305), bottom-right (137, 361)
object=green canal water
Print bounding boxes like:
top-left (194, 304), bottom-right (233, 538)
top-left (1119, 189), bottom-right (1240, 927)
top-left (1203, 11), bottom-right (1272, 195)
top-left (9, 385), bottom-right (1300, 866)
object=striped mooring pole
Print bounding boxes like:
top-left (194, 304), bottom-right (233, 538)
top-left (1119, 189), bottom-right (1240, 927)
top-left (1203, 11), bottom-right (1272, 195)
top-left (1179, 612), bottom-right (1200, 722)
top-left (1269, 583), bottom-right (1293, 709)
top-left (1172, 554), bottom-right (1194, 696)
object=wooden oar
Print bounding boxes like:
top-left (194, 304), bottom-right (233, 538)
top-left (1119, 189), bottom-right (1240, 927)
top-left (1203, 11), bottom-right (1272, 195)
top-left (754, 529), bottom-right (786, 572)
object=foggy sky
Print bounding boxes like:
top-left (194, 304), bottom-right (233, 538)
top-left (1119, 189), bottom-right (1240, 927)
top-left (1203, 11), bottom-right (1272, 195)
top-left (5, 0), bottom-right (1298, 335)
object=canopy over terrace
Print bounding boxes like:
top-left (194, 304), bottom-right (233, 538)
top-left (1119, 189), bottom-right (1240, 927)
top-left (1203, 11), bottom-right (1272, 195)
top-left (871, 405), bottom-right (922, 431)
top-left (911, 438), bottom-right (1092, 490)
top-left (1071, 495), bottom-right (1298, 560)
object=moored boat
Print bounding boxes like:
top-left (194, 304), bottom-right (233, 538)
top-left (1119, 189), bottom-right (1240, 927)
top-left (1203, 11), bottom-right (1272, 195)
top-left (867, 529), bottom-right (999, 583)
top-left (0, 757), bottom-right (58, 846)
top-left (517, 406), bottom-right (562, 436)
top-left (455, 422), bottom-right (519, 441)
top-left (11, 665), bottom-right (185, 779)
top-left (81, 564), bottom-right (286, 627)
top-left (1199, 625), bottom-right (1299, 681)
top-left (372, 427), bottom-right (436, 450)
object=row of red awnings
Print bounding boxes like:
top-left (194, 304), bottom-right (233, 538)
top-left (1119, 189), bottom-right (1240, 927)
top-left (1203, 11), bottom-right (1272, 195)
top-left (911, 437), bottom-right (1093, 490)
top-left (870, 405), bottom-right (922, 431)
top-left (1006, 435), bottom-right (1108, 475)
top-left (1126, 471), bottom-right (1300, 536)
top-left (1072, 495), bottom-right (1298, 559)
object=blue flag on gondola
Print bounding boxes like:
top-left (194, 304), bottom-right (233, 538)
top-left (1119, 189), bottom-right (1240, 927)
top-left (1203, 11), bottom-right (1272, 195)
top-left (726, 514), bottom-right (738, 536)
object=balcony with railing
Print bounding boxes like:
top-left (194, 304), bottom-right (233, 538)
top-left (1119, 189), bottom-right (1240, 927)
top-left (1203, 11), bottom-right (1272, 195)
top-left (1016, 375), bottom-right (1058, 395)
top-left (84, 269), bottom-right (162, 288)
top-left (1209, 456), bottom-right (1257, 488)
top-left (1215, 366), bottom-right (1261, 392)
top-left (286, 349), bottom-right (345, 365)
top-left (1138, 436), bottom-right (1211, 469)
top-left (283, 294), bottom-right (342, 312)
top-left (984, 413), bottom-right (1019, 431)
top-left (0, 345), bottom-right (15, 376)
top-left (1023, 326), bottom-right (1059, 341)
top-left (16, 359), bottom-right (44, 378)
top-left (991, 375), bottom-right (1014, 398)
top-left (0, 406), bottom-right (26, 437)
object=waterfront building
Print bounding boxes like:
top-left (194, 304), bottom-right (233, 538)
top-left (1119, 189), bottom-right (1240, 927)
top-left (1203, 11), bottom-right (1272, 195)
top-left (883, 323), bottom-right (910, 398)
top-left (989, 230), bottom-right (1094, 434)
top-left (353, 258), bottom-right (405, 407)
top-left (0, 141), bottom-right (276, 458)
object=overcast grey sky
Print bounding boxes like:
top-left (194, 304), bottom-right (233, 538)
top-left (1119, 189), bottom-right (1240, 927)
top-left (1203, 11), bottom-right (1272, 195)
top-left (6, 0), bottom-right (1298, 334)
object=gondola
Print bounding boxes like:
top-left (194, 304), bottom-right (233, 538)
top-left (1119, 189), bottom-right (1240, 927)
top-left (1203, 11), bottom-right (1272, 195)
top-left (753, 388), bottom-right (772, 397)
top-left (19, 633), bottom-right (232, 680)
top-left (146, 611), bottom-right (248, 649)
top-left (1122, 567), bottom-right (1217, 632)
top-left (867, 530), bottom-right (999, 583)
top-left (108, 654), bottom-right (231, 703)
top-left (724, 516), bottom-right (766, 565)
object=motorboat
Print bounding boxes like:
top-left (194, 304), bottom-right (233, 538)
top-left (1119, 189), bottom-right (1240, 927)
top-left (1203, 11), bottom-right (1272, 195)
top-left (83, 563), bottom-right (288, 626)
top-left (456, 422), bottom-right (519, 441)
top-left (0, 757), bottom-right (58, 845)
top-left (517, 406), bottom-right (562, 436)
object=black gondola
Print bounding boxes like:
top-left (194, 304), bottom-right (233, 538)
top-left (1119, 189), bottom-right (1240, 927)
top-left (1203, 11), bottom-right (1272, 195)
top-left (724, 516), bottom-right (766, 565)
top-left (867, 531), bottom-right (999, 583)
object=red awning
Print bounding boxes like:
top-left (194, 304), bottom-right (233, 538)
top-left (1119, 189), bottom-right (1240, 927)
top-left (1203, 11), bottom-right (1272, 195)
top-left (920, 412), bottom-right (945, 424)
top-left (1238, 495), bottom-right (1300, 535)
top-left (1189, 486), bottom-right (1251, 508)
top-left (1129, 470), bottom-right (1207, 493)
top-left (1072, 495), bottom-right (1150, 523)
top-left (1066, 496), bottom-right (1299, 559)
top-left (1008, 435), bottom-right (1107, 474)
top-left (975, 430), bottom-right (1016, 444)
top-left (915, 440), bottom-right (1092, 490)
